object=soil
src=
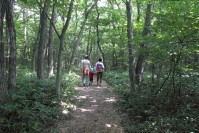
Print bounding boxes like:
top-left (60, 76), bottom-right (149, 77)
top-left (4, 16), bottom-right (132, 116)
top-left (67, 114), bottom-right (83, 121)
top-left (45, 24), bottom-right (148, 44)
top-left (57, 76), bottom-right (129, 133)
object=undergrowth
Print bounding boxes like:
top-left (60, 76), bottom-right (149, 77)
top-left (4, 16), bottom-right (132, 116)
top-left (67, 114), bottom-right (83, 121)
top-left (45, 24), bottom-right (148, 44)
top-left (0, 69), bottom-right (80, 133)
top-left (104, 71), bottom-right (199, 132)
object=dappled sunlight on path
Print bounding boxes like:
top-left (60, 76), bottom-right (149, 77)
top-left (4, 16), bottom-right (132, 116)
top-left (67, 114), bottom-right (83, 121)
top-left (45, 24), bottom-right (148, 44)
top-left (58, 79), bottom-right (126, 133)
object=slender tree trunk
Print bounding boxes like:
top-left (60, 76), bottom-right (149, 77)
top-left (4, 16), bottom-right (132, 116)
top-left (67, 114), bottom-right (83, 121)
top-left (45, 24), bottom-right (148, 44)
top-left (21, 9), bottom-right (27, 65)
top-left (151, 64), bottom-right (155, 84)
top-left (157, 64), bottom-right (163, 87)
top-left (32, 28), bottom-right (40, 72)
top-left (111, 42), bottom-right (117, 70)
top-left (48, 3), bottom-right (57, 78)
top-left (68, 1), bottom-right (97, 73)
top-left (136, 0), bottom-right (141, 22)
top-left (126, 0), bottom-right (136, 93)
top-left (6, 0), bottom-right (16, 93)
top-left (56, 0), bottom-right (74, 98)
top-left (5, 27), bottom-right (9, 70)
top-left (96, 5), bottom-right (106, 70)
top-left (0, 0), bottom-right (7, 103)
top-left (111, 22), bottom-right (117, 70)
top-left (87, 26), bottom-right (92, 56)
top-left (37, 0), bottom-right (49, 79)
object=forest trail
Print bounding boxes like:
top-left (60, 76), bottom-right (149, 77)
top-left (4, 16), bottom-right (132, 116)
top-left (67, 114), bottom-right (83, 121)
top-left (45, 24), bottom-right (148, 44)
top-left (57, 76), bottom-right (127, 133)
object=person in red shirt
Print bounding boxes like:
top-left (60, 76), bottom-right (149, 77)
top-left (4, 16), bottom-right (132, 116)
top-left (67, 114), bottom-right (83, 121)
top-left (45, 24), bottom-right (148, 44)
top-left (89, 68), bottom-right (95, 85)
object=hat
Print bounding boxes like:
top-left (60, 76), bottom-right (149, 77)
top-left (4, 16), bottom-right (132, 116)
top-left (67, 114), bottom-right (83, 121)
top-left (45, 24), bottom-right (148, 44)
top-left (90, 68), bottom-right (93, 72)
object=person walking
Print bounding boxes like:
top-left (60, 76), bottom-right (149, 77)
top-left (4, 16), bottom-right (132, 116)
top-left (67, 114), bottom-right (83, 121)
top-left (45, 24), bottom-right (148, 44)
top-left (89, 68), bottom-right (95, 85)
top-left (95, 58), bottom-right (104, 86)
top-left (81, 55), bottom-right (91, 87)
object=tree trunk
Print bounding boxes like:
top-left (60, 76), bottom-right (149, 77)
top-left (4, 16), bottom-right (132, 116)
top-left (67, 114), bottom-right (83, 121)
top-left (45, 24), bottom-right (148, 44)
top-left (96, 5), bottom-right (107, 70)
top-left (37, 0), bottom-right (49, 79)
top-left (6, 0), bottom-right (16, 93)
top-left (5, 27), bottom-right (10, 70)
top-left (48, 3), bottom-right (57, 78)
top-left (126, 0), bottom-right (136, 94)
top-left (56, 0), bottom-right (74, 98)
top-left (136, 0), bottom-right (141, 22)
top-left (32, 28), bottom-right (40, 72)
top-left (0, 0), bottom-right (7, 103)
top-left (134, 4), bottom-right (153, 93)
top-left (21, 9), bottom-right (27, 65)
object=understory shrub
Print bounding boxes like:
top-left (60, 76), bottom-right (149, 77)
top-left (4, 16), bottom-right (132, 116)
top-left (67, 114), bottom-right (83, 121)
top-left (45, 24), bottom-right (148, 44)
top-left (0, 70), bottom-right (80, 133)
top-left (104, 71), bottom-right (199, 132)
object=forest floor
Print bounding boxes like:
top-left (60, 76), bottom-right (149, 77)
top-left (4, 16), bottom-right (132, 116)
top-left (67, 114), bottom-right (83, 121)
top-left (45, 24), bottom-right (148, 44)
top-left (57, 75), bottom-right (129, 133)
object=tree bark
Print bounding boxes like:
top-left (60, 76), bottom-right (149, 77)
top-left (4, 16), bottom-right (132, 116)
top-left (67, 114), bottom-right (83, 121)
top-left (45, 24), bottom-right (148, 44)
top-left (134, 4), bottom-right (153, 93)
top-left (37, 0), bottom-right (49, 79)
top-left (6, 0), bottom-right (16, 93)
top-left (126, 0), bottom-right (136, 93)
top-left (136, 0), bottom-right (141, 22)
top-left (0, 0), bottom-right (7, 103)
top-left (48, 3), bottom-right (57, 78)
top-left (21, 9), bottom-right (27, 65)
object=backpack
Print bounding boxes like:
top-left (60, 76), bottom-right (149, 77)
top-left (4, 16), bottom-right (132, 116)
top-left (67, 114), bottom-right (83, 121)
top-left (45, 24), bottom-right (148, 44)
top-left (84, 68), bottom-right (89, 75)
top-left (96, 63), bottom-right (103, 71)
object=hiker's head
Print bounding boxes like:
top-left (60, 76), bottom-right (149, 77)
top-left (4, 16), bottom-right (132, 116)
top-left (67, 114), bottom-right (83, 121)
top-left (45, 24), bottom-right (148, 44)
top-left (98, 58), bottom-right (102, 61)
top-left (90, 68), bottom-right (94, 72)
top-left (84, 55), bottom-right (89, 59)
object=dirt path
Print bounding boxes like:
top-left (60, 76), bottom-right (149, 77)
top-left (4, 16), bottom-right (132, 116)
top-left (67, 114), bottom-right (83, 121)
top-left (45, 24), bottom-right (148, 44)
top-left (58, 77), bottom-right (127, 133)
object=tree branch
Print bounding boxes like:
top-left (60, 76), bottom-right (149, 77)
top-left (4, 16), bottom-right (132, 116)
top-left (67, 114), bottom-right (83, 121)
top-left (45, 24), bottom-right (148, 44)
top-left (35, 0), bottom-right (60, 38)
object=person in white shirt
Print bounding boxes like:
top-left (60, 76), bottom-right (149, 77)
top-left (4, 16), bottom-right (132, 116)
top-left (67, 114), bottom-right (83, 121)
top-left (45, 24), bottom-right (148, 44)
top-left (81, 55), bottom-right (91, 87)
top-left (95, 58), bottom-right (104, 86)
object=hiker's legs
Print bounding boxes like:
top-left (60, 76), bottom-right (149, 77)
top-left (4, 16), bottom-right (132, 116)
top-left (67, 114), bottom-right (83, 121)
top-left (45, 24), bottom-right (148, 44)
top-left (82, 73), bottom-right (85, 84)
top-left (89, 79), bottom-right (93, 85)
top-left (85, 75), bottom-right (89, 86)
top-left (97, 72), bottom-right (102, 85)
top-left (99, 72), bottom-right (103, 84)
top-left (97, 72), bottom-right (100, 84)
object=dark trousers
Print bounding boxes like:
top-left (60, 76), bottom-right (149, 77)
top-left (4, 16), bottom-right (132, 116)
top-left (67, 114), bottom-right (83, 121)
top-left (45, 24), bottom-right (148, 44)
top-left (97, 72), bottom-right (103, 84)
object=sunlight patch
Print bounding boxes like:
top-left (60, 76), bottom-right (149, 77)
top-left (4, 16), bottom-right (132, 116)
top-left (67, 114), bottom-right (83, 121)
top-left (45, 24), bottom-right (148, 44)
top-left (105, 124), bottom-right (118, 128)
top-left (105, 97), bottom-right (116, 102)
top-left (76, 95), bottom-right (88, 99)
top-left (78, 108), bottom-right (94, 112)
top-left (62, 109), bottom-right (69, 115)
top-left (91, 99), bottom-right (97, 102)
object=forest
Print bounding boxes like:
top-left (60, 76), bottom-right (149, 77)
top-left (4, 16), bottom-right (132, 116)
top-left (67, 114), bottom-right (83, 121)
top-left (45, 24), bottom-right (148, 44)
top-left (0, 0), bottom-right (199, 132)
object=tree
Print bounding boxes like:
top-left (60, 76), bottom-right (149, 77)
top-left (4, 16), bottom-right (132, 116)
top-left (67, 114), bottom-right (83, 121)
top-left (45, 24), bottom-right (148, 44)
top-left (125, 0), bottom-right (136, 94)
top-left (134, 4), bottom-right (153, 93)
top-left (68, 0), bottom-right (98, 73)
top-left (96, 4), bottom-right (106, 69)
top-left (48, 2), bottom-right (57, 78)
top-left (6, 0), bottom-right (17, 93)
top-left (56, 0), bottom-right (74, 98)
top-left (0, 0), bottom-right (7, 103)
top-left (37, 0), bottom-right (50, 80)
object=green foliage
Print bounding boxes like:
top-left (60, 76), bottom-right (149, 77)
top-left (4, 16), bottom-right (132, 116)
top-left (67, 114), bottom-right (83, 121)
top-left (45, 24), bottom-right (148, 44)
top-left (104, 71), bottom-right (199, 132)
top-left (0, 69), bottom-right (80, 133)
top-left (104, 71), bottom-right (130, 96)
top-left (60, 72), bottom-right (80, 101)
